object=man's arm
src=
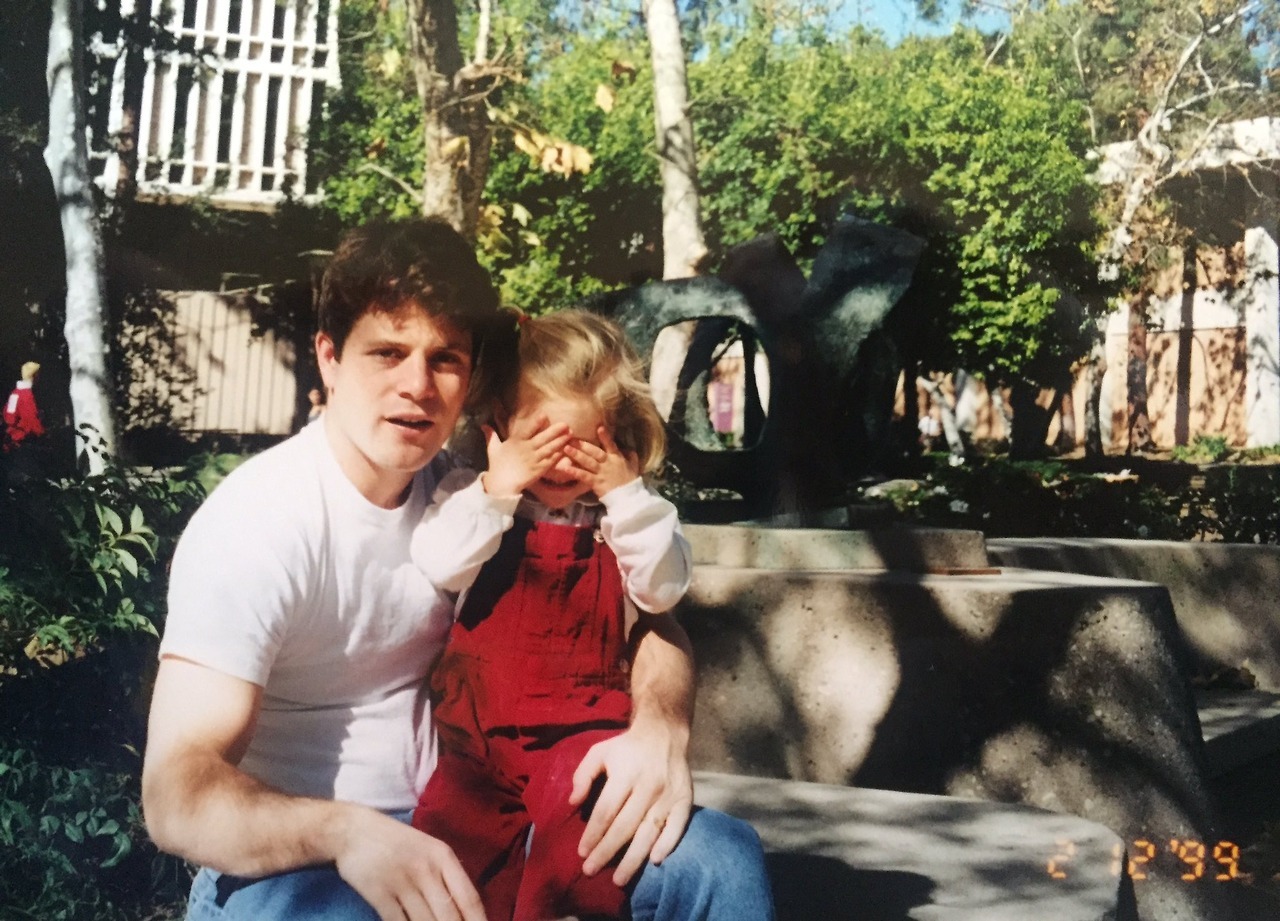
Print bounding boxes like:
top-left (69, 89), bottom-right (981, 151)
top-left (569, 612), bottom-right (696, 886)
top-left (142, 656), bottom-right (486, 921)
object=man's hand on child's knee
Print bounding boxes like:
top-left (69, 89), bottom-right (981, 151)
top-left (569, 726), bottom-right (693, 886)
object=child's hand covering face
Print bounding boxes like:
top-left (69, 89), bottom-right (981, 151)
top-left (562, 427), bottom-right (639, 499)
top-left (481, 413), bottom-right (572, 498)
top-left (493, 386), bottom-right (638, 510)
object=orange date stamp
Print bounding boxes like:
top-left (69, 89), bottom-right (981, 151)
top-left (1047, 838), bottom-right (1245, 882)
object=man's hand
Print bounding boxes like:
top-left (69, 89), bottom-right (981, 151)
top-left (332, 808), bottom-right (486, 921)
top-left (143, 659), bottom-right (488, 921)
top-left (481, 415), bottom-right (571, 498)
top-left (568, 717), bottom-right (693, 886)
top-left (561, 427), bottom-right (640, 498)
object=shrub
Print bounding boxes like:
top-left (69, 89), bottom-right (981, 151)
top-left (868, 456), bottom-right (1186, 540)
top-left (859, 454), bottom-right (1280, 545)
top-left (1190, 466), bottom-right (1280, 544)
top-left (1171, 434), bottom-right (1232, 465)
top-left (0, 446), bottom-right (208, 920)
top-left (0, 741), bottom-right (189, 921)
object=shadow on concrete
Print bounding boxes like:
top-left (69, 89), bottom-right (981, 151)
top-left (766, 854), bottom-right (933, 921)
top-left (680, 537), bottom-right (1235, 920)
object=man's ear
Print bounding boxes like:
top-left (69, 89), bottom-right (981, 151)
top-left (315, 332), bottom-right (338, 388)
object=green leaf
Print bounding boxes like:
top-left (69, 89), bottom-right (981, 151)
top-left (113, 547), bottom-right (139, 578)
top-left (100, 833), bottom-right (132, 869)
top-left (101, 506), bottom-right (124, 536)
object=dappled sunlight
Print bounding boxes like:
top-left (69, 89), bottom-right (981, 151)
top-left (680, 548), bottom-right (1229, 920)
top-left (694, 773), bottom-right (1130, 921)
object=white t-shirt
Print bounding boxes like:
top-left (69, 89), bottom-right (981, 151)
top-left (161, 421), bottom-right (506, 811)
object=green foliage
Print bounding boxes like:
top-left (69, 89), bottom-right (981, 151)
top-left (1171, 434), bottom-right (1232, 464)
top-left (1192, 466), bottom-right (1280, 544)
top-left (0, 451), bottom-right (205, 677)
top-left (0, 742), bottom-right (182, 921)
top-left (1007, 0), bottom-right (1277, 147)
top-left (691, 24), bottom-right (1106, 385)
top-left (310, 0), bottom-right (424, 222)
top-left (871, 456), bottom-right (1187, 538)
top-left (0, 451), bottom-right (205, 920)
top-left (864, 454), bottom-right (1280, 546)
top-left (481, 26), bottom-right (663, 305)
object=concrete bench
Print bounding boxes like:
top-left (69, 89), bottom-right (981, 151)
top-left (986, 538), bottom-right (1280, 691)
top-left (987, 538), bottom-right (1280, 781)
top-left (694, 771), bottom-right (1135, 921)
top-left (679, 525), bottom-right (1235, 921)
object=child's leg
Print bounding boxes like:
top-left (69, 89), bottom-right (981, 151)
top-left (413, 751), bottom-right (530, 921)
top-left (513, 729), bottom-right (629, 921)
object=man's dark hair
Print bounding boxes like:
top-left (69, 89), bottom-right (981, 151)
top-left (317, 218), bottom-right (502, 358)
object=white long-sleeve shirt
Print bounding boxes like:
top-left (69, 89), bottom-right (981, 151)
top-left (410, 471), bottom-right (692, 616)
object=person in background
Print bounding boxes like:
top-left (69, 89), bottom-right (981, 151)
top-left (306, 387), bottom-right (326, 423)
top-left (3, 361), bottom-right (45, 450)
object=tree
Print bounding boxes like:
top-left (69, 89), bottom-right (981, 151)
top-left (691, 25), bottom-right (1104, 454)
top-left (1007, 0), bottom-right (1280, 453)
top-left (45, 0), bottom-right (116, 469)
top-left (643, 0), bottom-right (707, 278)
top-left (317, 0), bottom-right (594, 245)
top-left (404, 0), bottom-right (499, 237)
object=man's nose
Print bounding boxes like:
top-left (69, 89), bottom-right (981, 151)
top-left (399, 359), bottom-right (438, 400)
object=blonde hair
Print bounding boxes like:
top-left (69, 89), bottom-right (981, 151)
top-left (508, 309), bottom-right (667, 476)
top-left (20, 362), bottom-right (39, 382)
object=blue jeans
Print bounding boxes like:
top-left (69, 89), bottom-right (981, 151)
top-left (185, 806), bottom-right (775, 921)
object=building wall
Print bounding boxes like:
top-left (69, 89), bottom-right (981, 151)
top-left (125, 291), bottom-right (299, 436)
top-left (917, 205), bottom-right (1277, 455)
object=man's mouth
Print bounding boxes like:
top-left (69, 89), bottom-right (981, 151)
top-left (388, 417), bottom-right (434, 431)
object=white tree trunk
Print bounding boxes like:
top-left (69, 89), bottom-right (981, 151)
top-left (642, 0), bottom-right (706, 279)
top-left (45, 0), bottom-right (116, 470)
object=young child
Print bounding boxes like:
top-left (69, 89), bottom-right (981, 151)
top-left (409, 308), bottom-right (692, 921)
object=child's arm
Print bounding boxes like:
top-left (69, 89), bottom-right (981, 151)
top-left (597, 480), bottom-right (692, 613)
top-left (564, 427), bottom-right (692, 613)
top-left (410, 418), bottom-right (572, 593)
top-left (410, 464), bottom-right (520, 593)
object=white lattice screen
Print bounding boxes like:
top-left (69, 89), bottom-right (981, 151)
top-left (98, 0), bottom-right (340, 206)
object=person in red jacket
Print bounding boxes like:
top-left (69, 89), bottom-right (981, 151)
top-left (3, 361), bottom-right (45, 450)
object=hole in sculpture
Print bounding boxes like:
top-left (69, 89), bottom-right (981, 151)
top-left (650, 319), bottom-right (770, 453)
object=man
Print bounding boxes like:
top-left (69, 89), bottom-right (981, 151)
top-left (142, 218), bottom-right (773, 921)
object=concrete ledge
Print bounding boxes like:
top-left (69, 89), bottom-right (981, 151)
top-left (679, 555), bottom-right (1231, 920)
top-left (684, 524), bottom-right (991, 572)
top-left (987, 538), bottom-right (1280, 690)
top-left (694, 771), bottom-right (1136, 921)
top-left (1195, 689), bottom-right (1280, 777)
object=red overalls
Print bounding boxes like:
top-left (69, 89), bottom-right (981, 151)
top-left (413, 515), bottom-right (633, 921)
